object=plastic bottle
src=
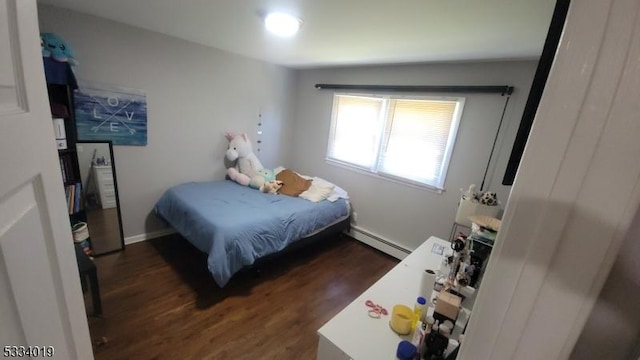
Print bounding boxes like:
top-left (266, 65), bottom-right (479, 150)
top-left (396, 340), bottom-right (417, 360)
top-left (411, 320), bottom-right (425, 347)
top-left (442, 320), bottom-right (454, 335)
top-left (412, 296), bottom-right (427, 330)
top-left (439, 322), bottom-right (451, 338)
top-left (424, 319), bottom-right (450, 359)
top-left (423, 319), bottom-right (439, 359)
top-left (424, 316), bottom-right (435, 335)
top-left (418, 317), bottom-right (434, 359)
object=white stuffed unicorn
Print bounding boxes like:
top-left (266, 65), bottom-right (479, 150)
top-left (225, 131), bottom-right (264, 186)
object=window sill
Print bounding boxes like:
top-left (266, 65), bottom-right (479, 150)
top-left (325, 158), bottom-right (445, 194)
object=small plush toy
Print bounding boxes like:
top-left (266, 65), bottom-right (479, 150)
top-left (40, 36), bottom-right (49, 58)
top-left (479, 191), bottom-right (498, 206)
top-left (225, 131), bottom-right (264, 186)
top-left (249, 168), bottom-right (275, 189)
top-left (462, 184), bottom-right (478, 201)
top-left (41, 33), bottom-right (79, 65)
top-left (260, 180), bottom-right (283, 194)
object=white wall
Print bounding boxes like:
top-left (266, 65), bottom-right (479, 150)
top-left (37, 6), bottom-right (536, 250)
top-left (291, 61), bottom-right (537, 250)
top-left (37, 5), bottom-right (296, 239)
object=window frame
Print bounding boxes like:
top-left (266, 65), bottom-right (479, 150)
top-left (325, 92), bottom-right (465, 193)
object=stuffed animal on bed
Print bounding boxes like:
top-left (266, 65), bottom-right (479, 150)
top-left (249, 168), bottom-right (275, 189)
top-left (225, 131), bottom-right (264, 186)
top-left (260, 180), bottom-right (283, 194)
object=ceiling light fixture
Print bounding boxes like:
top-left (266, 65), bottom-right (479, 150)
top-left (264, 12), bottom-right (302, 37)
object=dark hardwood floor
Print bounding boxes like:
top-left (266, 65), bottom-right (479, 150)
top-left (85, 233), bottom-right (398, 359)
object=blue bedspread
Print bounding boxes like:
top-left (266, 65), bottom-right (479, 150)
top-left (154, 180), bottom-right (349, 287)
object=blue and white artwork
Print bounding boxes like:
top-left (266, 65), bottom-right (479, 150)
top-left (74, 85), bottom-right (147, 146)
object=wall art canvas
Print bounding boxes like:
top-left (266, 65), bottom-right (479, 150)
top-left (74, 83), bottom-right (147, 146)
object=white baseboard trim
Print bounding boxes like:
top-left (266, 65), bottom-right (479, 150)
top-left (124, 228), bottom-right (176, 245)
top-left (348, 225), bottom-right (411, 260)
top-left (125, 226), bottom-right (411, 257)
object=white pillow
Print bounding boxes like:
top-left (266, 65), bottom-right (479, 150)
top-left (299, 178), bottom-right (335, 202)
top-left (327, 185), bottom-right (349, 202)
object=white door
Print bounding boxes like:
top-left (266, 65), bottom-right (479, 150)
top-left (459, 0), bottom-right (640, 359)
top-left (0, 1), bottom-right (92, 359)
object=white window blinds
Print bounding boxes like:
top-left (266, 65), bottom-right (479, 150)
top-left (328, 95), bottom-right (384, 169)
top-left (327, 93), bottom-right (464, 190)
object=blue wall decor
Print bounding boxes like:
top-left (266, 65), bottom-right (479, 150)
top-left (74, 84), bottom-right (147, 146)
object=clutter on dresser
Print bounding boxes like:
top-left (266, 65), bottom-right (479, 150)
top-left (365, 299), bottom-right (388, 319)
top-left (396, 340), bottom-right (417, 360)
top-left (455, 185), bottom-right (501, 226)
top-left (464, 214), bottom-right (501, 287)
top-left (435, 233), bottom-right (476, 294)
top-left (420, 269), bottom-right (437, 299)
top-left (390, 304), bottom-right (414, 335)
top-left (450, 184), bottom-right (502, 242)
top-left (317, 237), bottom-right (470, 360)
top-left (414, 237), bottom-right (470, 358)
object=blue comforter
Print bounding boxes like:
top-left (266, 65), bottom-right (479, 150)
top-left (154, 180), bottom-right (349, 287)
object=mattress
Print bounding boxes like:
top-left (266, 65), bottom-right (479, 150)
top-left (154, 180), bottom-right (350, 287)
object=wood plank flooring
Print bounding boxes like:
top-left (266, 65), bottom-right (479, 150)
top-left (85, 234), bottom-right (398, 359)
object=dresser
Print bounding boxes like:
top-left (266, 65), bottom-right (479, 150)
top-left (317, 236), bottom-right (474, 360)
top-left (92, 165), bottom-right (116, 209)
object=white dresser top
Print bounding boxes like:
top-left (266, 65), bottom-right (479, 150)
top-left (317, 236), bottom-right (455, 360)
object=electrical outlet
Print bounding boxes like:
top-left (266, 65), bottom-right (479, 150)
top-left (352, 212), bottom-right (358, 223)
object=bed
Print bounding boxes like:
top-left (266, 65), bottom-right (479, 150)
top-left (154, 179), bottom-right (350, 287)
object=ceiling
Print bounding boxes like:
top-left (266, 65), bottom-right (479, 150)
top-left (37, 0), bottom-right (557, 69)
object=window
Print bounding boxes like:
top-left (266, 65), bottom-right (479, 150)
top-left (326, 93), bottom-right (464, 191)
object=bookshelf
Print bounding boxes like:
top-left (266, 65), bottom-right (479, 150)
top-left (44, 58), bottom-right (88, 244)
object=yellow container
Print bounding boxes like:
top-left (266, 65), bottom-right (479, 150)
top-left (390, 304), bottom-right (413, 335)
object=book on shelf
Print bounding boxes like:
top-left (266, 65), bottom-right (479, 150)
top-left (52, 117), bottom-right (67, 150)
top-left (58, 153), bottom-right (76, 184)
top-left (73, 182), bottom-right (82, 213)
top-left (65, 186), bottom-right (70, 210)
top-left (50, 102), bottom-right (69, 118)
top-left (65, 155), bottom-right (75, 181)
top-left (59, 157), bottom-right (67, 183)
top-left (64, 182), bottom-right (83, 215)
top-left (68, 184), bottom-right (75, 214)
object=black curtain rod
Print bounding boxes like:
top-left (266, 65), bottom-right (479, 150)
top-left (314, 84), bottom-right (514, 96)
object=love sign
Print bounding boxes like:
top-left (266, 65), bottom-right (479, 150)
top-left (74, 84), bottom-right (147, 146)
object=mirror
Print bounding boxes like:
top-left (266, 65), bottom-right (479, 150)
top-left (76, 140), bottom-right (124, 256)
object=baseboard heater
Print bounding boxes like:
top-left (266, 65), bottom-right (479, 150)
top-left (349, 225), bottom-right (412, 259)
